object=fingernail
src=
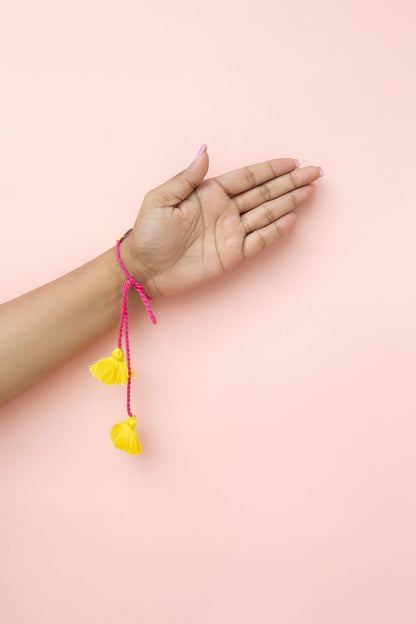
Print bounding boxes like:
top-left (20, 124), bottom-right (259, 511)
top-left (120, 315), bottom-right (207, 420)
top-left (318, 166), bottom-right (324, 177)
top-left (294, 158), bottom-right (300, 167)
top-left (193, 144), bottom-right (207, 162)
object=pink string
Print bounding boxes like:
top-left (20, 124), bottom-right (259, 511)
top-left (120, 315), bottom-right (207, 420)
top-left (115, 229), bottom-right (157, 417)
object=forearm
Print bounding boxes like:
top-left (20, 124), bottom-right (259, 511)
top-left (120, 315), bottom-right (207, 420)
top-left (0, 240), bottom-right (143, 406)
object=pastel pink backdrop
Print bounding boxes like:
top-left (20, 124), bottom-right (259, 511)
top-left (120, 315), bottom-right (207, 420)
top-left (1, 1), bottom-right (415, 622)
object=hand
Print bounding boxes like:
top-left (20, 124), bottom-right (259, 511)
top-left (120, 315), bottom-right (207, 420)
top-left (120, 146), bottom-right (323, 297)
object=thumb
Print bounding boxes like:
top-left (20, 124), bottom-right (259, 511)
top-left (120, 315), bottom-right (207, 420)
top-left (147, 144), bottom-right (209, 207)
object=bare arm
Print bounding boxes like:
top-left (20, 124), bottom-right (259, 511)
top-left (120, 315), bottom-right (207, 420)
top-left (0, 240), bottom-right (142, 406)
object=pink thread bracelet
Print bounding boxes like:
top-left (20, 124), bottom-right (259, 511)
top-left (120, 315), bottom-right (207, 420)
top-left (116, 228), bottom-right (157, 418)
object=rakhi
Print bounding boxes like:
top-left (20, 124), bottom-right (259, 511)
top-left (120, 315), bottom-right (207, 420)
top-left (88, 228), bottom-right (157, 455)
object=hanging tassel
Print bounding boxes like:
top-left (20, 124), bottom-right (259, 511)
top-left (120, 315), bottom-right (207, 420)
top-left (89, 347), bottom-right (135, 386)
top-left (110, 415), bottom-right (142, 455)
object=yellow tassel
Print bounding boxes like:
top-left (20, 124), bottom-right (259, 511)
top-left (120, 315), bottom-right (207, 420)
top-left (88, 347), bottom-right (135, 386)
top-left (110, 415), bottom-right (142, 455)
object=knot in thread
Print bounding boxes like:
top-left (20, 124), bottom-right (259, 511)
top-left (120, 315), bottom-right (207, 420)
top-left (124, 275), bottom-right (146, 300)
top-left (111, 347), bottom-right (125, 361)
top-left (126, 415), bottom-right (137, 428)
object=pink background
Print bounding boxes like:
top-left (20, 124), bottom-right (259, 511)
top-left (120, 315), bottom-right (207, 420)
top-left (1, 1), bottom-right (415, 622)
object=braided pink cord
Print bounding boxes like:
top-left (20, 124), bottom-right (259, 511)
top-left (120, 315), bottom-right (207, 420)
top-left (115, 230), bottom-right (157, 418)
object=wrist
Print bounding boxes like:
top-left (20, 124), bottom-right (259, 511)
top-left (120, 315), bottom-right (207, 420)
top-left (118, 237), bottom-right (157, 299)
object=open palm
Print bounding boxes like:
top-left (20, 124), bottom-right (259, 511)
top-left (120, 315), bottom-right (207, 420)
top-left (122, 146), bottom-right (322, 297)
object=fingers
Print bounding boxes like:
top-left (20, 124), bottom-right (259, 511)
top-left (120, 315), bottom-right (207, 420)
top-left (213, 158), bottom-right (297, 197)
top-left (236, 165), bottom-right (322, 215)
top-left (242, 184), bottom-right (316, 234)
top-left (242, 213), bottom-right (297, 260)
top-left (240, 163), bottom-right (322, 260)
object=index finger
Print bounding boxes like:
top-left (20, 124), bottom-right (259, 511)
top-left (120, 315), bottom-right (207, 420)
top-left (213, 157), bottom-right (298, 197)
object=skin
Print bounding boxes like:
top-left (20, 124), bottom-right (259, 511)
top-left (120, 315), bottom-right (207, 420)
top-left (0, 147), bottom-right (322, 405)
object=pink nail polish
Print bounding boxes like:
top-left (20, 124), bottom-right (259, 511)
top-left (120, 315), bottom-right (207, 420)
top-left (318, 166), bottom-right (324, 177)
top-left (193, 144), bottom-right (207, 161)
top-left (294, 158), bottom-right (300, 167)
